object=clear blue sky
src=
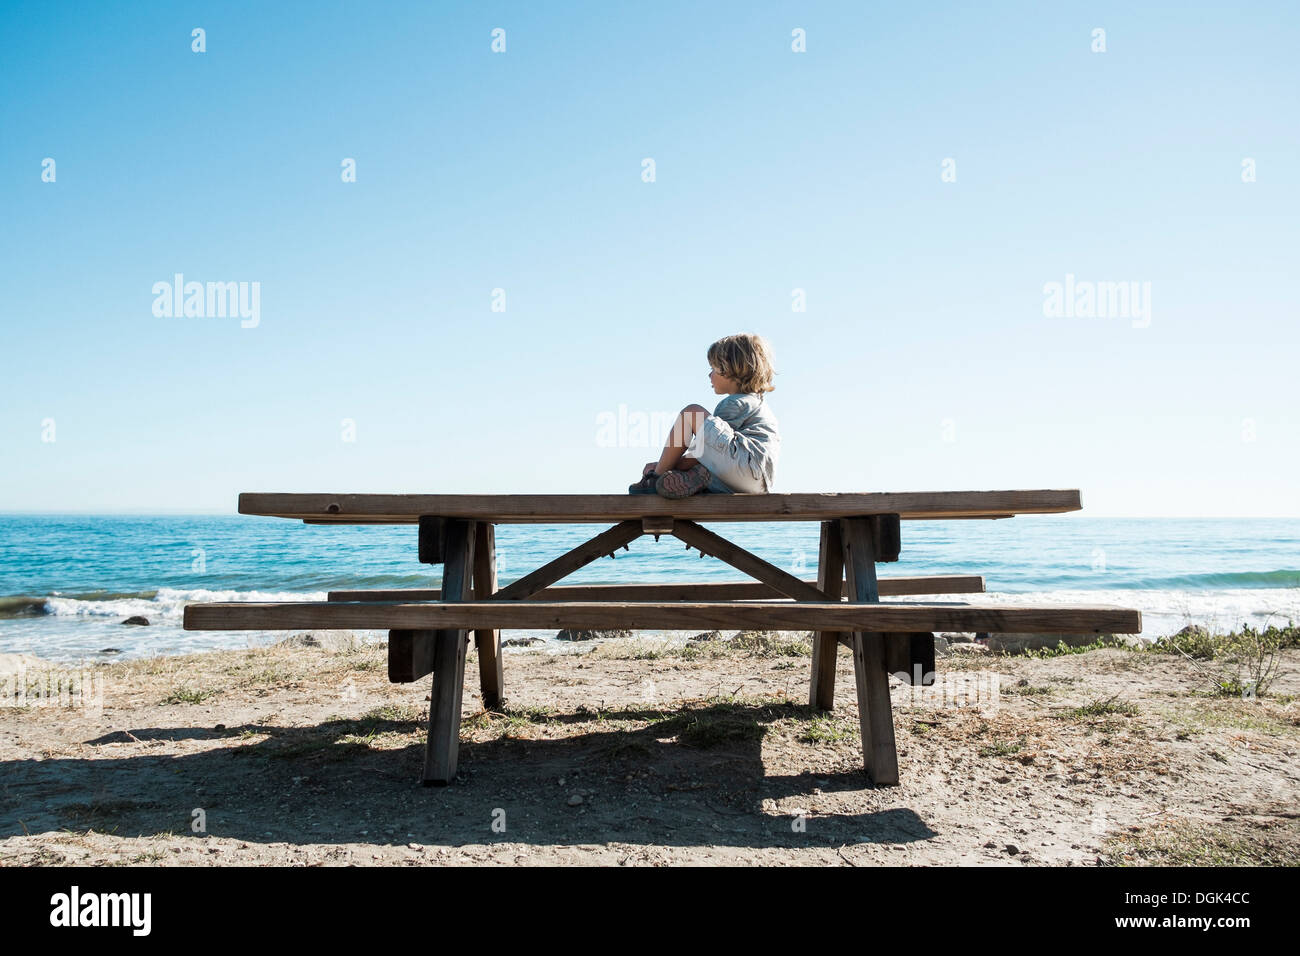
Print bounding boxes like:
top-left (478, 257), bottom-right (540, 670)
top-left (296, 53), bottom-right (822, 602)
top-left (2, 1), bottom-right (1296, 515)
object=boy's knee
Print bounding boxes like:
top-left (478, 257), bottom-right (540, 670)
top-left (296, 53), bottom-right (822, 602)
top-left (670, 405), bottom-right (710, 446)
top-left (684, 407), bottom-right (709, 435)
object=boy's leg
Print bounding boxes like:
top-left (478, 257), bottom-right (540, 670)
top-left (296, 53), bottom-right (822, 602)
top-left (653, 404), bottom-right (709, 474)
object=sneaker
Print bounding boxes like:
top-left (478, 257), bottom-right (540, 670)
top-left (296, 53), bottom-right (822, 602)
top-left (628, 471), bottom-right (661, 494)
top-left (655, 465), bottom-right (713, 499)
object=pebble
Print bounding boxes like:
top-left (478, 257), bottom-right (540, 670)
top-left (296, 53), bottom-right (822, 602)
top-left (567, 794), bottom-right (584, 806)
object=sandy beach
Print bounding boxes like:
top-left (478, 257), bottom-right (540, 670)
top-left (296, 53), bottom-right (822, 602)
top-left (2, 629), bottom-right (1298, 866)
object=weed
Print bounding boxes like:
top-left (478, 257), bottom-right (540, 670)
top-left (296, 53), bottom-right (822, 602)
top-left (1062, 694), bottom-right (1139, 719)
top-left (798, 716), bottom-right (857, 744)
top-left (162, 686), bottom-right (218, 705)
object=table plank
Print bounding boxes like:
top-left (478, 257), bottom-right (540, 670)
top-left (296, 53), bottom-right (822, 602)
top-left (240, 489), bottom-right (1080, 523)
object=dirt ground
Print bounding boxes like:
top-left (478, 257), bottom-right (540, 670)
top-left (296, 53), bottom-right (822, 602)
top-left (2, 632), bottom-right (1299, 866)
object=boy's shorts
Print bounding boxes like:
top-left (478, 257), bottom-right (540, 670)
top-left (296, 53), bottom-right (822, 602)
top-left (684, 415), bottom-right (766, 494)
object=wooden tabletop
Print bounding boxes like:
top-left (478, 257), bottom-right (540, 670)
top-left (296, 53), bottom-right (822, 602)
top-left (238, 489), bottom-right (1083, 524)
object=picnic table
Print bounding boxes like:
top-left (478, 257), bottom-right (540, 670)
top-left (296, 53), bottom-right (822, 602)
top-left (183, 490), bottom-right (1141, 786)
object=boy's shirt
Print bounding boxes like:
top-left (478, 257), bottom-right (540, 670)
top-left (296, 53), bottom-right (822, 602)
top-left (708, 392), bottom-right (781, 491)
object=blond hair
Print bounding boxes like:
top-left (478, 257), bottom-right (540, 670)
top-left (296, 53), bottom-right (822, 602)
top-left (707, 333), bottom-right (776, 394)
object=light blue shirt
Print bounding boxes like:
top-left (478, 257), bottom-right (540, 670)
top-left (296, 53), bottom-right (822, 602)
top-left (703, 392), bottom-right (780, 493)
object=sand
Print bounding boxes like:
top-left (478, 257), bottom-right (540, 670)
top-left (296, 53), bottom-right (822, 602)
top-left (2, 633), bottom-right (1298, 866)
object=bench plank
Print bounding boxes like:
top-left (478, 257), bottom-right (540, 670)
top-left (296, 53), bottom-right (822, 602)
top-left (242, 489), bottom-right (1080, 523)
top-left (184, 600), bottom-right (1141, 634)
top-left (326, 574), bottom-right (987, 603)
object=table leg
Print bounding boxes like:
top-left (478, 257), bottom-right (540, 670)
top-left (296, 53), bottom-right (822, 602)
top-left (809, 520), bottom-right (844, 710)
top-left (473, 522), bottom-right (504, 710)
top-left (840, 516), bottom-right (900, 785)
top-left (423, 518), bottom-right (475, 785)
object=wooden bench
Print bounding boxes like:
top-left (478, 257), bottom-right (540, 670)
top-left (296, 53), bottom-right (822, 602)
top-left (183, 491), bottom-right (1142, 786)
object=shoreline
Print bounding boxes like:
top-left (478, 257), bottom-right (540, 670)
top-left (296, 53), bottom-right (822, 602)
top-left (5, 581), bottom-right (1299, 665)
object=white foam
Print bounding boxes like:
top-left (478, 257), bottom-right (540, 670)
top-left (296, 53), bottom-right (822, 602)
top-left (42, 587), bottom-right (328, 623)
top-left (947, 588), bottom-right (1300, 639)
top-left (9, 586), bottom-right (1299, 664)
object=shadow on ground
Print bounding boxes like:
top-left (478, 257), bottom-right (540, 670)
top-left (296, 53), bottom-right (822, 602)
top-left (2, 700), bottom-right (936, 851)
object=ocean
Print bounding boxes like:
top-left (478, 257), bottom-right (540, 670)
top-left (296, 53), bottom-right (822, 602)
top-left (1, 515), bottom-right (1297, 663)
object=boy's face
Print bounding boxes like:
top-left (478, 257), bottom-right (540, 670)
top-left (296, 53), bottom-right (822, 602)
top-left (708, 365), bottom-right (739, 393)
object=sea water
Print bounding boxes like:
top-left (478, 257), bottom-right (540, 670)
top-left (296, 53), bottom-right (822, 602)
top-left (1, 514), bottom-right (1297, 663)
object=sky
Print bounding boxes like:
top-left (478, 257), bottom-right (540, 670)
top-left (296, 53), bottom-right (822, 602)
top-left (1, 1), bottom-right (1296, 516)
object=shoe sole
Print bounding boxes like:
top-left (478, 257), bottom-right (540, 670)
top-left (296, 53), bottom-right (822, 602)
top-left (656, 470), bottom-right (705, 499)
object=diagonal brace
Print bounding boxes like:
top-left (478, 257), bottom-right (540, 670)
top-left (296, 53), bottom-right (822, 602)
top-left (491, 520), bottom-right (644, 601)
top-left (671, 520), bottom-right (832, 603)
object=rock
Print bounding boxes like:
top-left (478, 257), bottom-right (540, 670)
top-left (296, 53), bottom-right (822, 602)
top-left (982, 633), bottom-right (1114, 654)
top-left (121, 616), bottom-right (150, 626)
top-left (502, 637), bottom-right (541, 647)
top-left (689, 630), bottom-right (723, 642)
top-left (567, 794), bottom-right (584, 806)
top-left (1005, 843), bottom-right (1020, 855)
top-left (99, 648), bottom-right (122, 654)
top-left (1174, 624), bottom-right (1211, 639)
top-left (277, 631), bottom-right (361, 652)
top-left (936, 632), bottom-right (994, 656)
top-left (948, 642), bottom-right (989, 655)
top-left (555, 629), bottom-right (632, 642)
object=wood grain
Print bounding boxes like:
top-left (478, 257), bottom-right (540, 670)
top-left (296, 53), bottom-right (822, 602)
top-left (423, 518), bottom-right (475, 785)
top-left (473, 521), bottom-right (504, 710)
top-left (840, 516), bottom-right (899, 785)
top-left (185, 600), bottom-right (1141, 634)
top-left (810, 520), bottom-right (845, 710)
top-left (491, 521), bottom-right (644, 601)
top-left (240, 489), bottom-right (1080, 523)
top-left (326, 574), bottom-right (987, 603)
